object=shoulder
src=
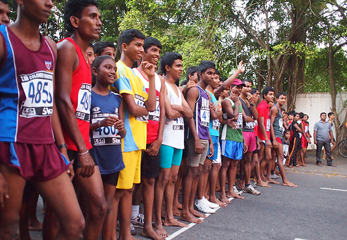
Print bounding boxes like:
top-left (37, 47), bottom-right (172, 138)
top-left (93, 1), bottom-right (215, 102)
top-left (57, 39), bottom-right (77, 59)
top-left (44, 37), bottom-right (57, 55)
top-left (186, 86), bottom-right (199, 96)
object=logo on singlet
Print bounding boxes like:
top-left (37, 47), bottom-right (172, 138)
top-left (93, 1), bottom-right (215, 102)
top-left (45, 61), bottom-right (52, 70)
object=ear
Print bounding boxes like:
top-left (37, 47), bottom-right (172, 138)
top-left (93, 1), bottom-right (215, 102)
top-left (70, 16), bottom-right (79, 30)
top-left (121, 43), bottom-right (128, 53)
top-left (199, 71), bottom-right (203, 78)
top-left (165, 65), bottom-right (170, 73)
top-left (91, 67), bottom-right (98, 76)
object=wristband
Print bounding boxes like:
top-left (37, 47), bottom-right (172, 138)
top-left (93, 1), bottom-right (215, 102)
top-left (250, 103), bottom-right (255, 106)
top-left (58, 143), bottom-right (67, 150)
top-left (78, 150), bottom-right (89, 156)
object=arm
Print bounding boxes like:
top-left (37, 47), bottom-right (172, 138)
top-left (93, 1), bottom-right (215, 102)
top-left (214, 61), bottom-right (244, 98)
top-left (55, 41), bottom-right (94, 177)
top-left (258, 115), bottom-right (271, 146)
top-left (115, 101), bottom-right (126, 139)
top-left (242, 109), bottom-right (254, 122)
top-left (186, 87), bottom-right (202, 153)
top-left (329, 130), bottom-right (334, 144)
top-left (123, 93), bottom-right (149, 117)
top-left (269, 106), bottom-right (278, 148)
top-left (142, 61), bottom-right (156, 112)
top-left (313, 130), bottom-right (317, 144)
top-left (248, 96), bottom-right (259, 120)
top-left (207, 133), bottom-right (214, 157)
top-left (209, 96), bottom-right (222, 120)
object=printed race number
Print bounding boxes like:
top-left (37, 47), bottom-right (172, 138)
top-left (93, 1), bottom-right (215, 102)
top-left (76, 83), bottom-right (91, 121)
top-left (149, 97), bottom-right (160, 122)
top-left (135, 94), bottom-right (148, 122)
top-left (173, 117), bottom-right (184, 130)
top-left (92, 114), bottom-right (121, 146)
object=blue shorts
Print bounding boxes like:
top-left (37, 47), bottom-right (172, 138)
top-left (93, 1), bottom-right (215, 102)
top-left (208, 135), bottom-right (221, 164)
top-left (221, 140), bottom-right (243, 160)
top-left (159, 145), bottom-right (183, 168)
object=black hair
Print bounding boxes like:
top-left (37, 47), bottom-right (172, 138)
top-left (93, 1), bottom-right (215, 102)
top-left (186, 66), bottom-right (198, 81)
top-left (159, 52), bottom-right (182, 75)
top-left (282, 108), bottom-right (286, 112)
top-left (288, 111), bottom-right (295, 116)
top-left (88, 42), bottom-right (94, 48)
top-left (328, 112), bottom-right (334, 118)
top-left (180, 79), bottom-right (188, 86)
top-left (304, 114), bottom-right (309, 119)
top-left (262, 86), bottom-right (275, 98)
top-left (320, 112), bottom-right (326, 116)
top-left (175, 79), bottom-right (179, 87)
top-left (219, 76), bottom-right (224, 82)
top-left (276, 92), bottom-right (286, 99)
top-left (118, 29), bottom-right (145, 52)
top-left (251, 88), bottom-right (258, 95)
top-left (284, 129), bottom-right (291, 136)
top-left (93, 41), bottom-right (115, 56)
top-left (294, 112), bottom-right (300, 117)
top-left (0, 0), bottom-right (8, 4)
top-left (64, 0), bottom-right (98, 34)
top-left (299, 112), bottom-right (305, 119)
top-left (242, 79), bottom-right (252, 85)
top-left (198, 60), bottom-right (215, 74)
top-left (144, 37), bottom-right (162, 52)
top-left (215, 69), bottom-right (220, 75)
top-left (91, 55), bottom-right (113, 86)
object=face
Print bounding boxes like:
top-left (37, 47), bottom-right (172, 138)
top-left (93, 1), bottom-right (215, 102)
top-left (73, 5), bottom-right (102, 41)
top-left (0, 2), bottom-right (10, 25)
top-left (288, 114), bottom-right (294, 120)
top-left (252, 90), bottom-right (260, 102)
top-left (276, 94), bottom-right (286, 106)
top-left (283, 113), bottom-right (288, 119)
top-left (264, 91), bottom-right (275, 103)
top-left (320, 114), bottom-right (326, 121)
top-left (285, 131), bottom-right (290, 139)
top-left (20, 0), bottom-right (53, 24)
top-left (221, 89), bottom-right (229, 98)
top-left (93, 58), bottom-right (117, 85)
top-left (231, 85), bottom-right (242, 96)
top-left (329, 114), bottom-right (335, 120)
top-left (99, 47), bottom-right (115, 60)
top-left (303, 115), bottom-right (308, 121)
top-left (242, 81), bottom-right (252, 95)
top-left (209, 74), bottom-right (220, 89)
top-left (123, 37), bottom-right (144, 62)
top-left (199, 68), bottom-right (215, 85)
top-left (294, 114), bottom-right (300, 121)
top-left (86, 46), bottom-right (95, 64)
top-left (167, 59), bottom-right (183, 80)
top-left (189, 72), bottom-right (198, 84)
top-left (143, 45), bottom-right (161, 65)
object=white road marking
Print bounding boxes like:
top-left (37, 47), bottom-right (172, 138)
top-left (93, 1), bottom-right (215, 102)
top-left (320, 187), bottom-right (347, 192)
top-left (166, 213), bottom-right (211, 240)
top-left (294, 238), bottom-right (308, 240)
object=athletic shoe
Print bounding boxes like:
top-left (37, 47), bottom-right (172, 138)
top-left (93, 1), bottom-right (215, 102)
top-left (202, 197), bottom-right (220, 209)
top-left (130, 222), bottom-right (137, 235)
top-left (131, 213), bottom-right (144, 227)
top-left (250, 180), bottom-right (257, 188)
top-left (270, 174), bottom-right (280, 179)
top-left (195, 200), bottom-right (216, 214)
top-left (243, 185), bottom-right (261, 195)
top-left (233, 186), bottom-right (242, 196)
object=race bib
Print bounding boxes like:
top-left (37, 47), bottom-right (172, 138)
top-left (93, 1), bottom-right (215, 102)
top-left (173, 117), bottom-right (184, 130)
top-left (245, 121), bottom-right (255, 129)
top-left (212, 119), bottom-right (220, 130)
top-left (236, 112), bottom-right (243, 129)
top-left (92, 113), bottom-right (121, 146)
top-left (148, 96), bottom-right (160, 122)
top-left (279, 118), bottom-right (284, 133)
top-left (266, 119), bottom-right (270, 131)
top-left (135, 94), bottom-right (148, 122)
top-left (305, 125), bottom-right (308, 133)
top-left (200, 98), bottom-right (210, 127)
top-left (76, 83), bottom-right (91, 121)
top-left (20, 71), bottom-right (54, 118)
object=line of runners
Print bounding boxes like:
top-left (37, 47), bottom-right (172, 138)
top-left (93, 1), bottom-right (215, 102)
top-left (0, 1), bottom-right (317, 240)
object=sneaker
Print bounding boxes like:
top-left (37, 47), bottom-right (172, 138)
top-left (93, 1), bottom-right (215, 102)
top-left (233, 186), bottom-right (242, 196)
top-left (131, 213), bottom-right (144, 227)
top-left (250, 180), bottom-right (257, 188)
top-left (202, 197), bottom-right (220, 209)
top-left (130, 222), bottom-right (137, 235)
top-left (270, 174), bottom-right (280, 179)
top-left (243, 185), bottom-right (261, 195)
top-left (195, 200), bottom-right (216, 214)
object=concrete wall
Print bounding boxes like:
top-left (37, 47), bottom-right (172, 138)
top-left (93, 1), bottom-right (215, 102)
top-left (288, 92), bottom-right (347, 149)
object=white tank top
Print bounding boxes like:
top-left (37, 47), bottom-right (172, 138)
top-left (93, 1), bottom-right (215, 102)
top-left (162, 81), bottom-right (184, 149)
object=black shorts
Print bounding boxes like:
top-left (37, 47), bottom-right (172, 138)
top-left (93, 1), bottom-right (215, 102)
top-left (67, 149), bottom-right (97, 171)
top-left (102, 171), bottom-right (120, 186)
top-left (141, 144), bottom-right (160, 178)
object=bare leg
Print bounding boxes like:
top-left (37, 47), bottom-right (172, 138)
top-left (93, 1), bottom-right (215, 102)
top-left (264, 147), bottom-right (278, 184)
top-left (275, 145), bottom-right (297, 187)
top-left (173, 160), bottom-right (187, 214)
top-left (197, 159), bottom-right (212, 200)
top-left (219, 157), bottom-right (231, 203)
top-left (209, 163), bottom-right (226, 207)
top-left (102, 183), bottom-right (118, 240)
top-left (226, 160), bottom-right (244, 200)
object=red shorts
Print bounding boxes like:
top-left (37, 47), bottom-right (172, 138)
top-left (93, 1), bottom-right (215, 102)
top-left (243, 131), bottom-right (257, 152)
top-left (301, 137), bottom-right (308, 148)
top-left (0, 142), bottom-right (70, 181)
top-left (275, 137), bottom-right (283, 144)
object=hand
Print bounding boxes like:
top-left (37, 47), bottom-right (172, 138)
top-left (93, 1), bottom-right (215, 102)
top-left (0, 173), bottom-right (9, 208)
top-left (238, 60), bottom-right (245, 73)
top-left (172, 104), bottom-right (183, 112)
top-left (227, 119), bottom-right (237, 129)
top-left (247, 93), bottom-right (256, 104)
top-left (114, 119), bottom-right (125, 132)
top-left (60, 148), bottom-right (74, 180)
top-left (266, 139), bottom-right (272, 148)
top-left (101, 116), bottom-right (118, 127)
top-left (230, 92), bottom-right (239, 103)
top-left (314, 139), bottom-right (317, 145)
top-left (141, 61), bottom-right (156, 78)
top-left (78, 152), bottom-right (95, 178)
top-left (272, 139), bottom-right (278, 149)
top-left (146, 139), bottom-right (162, 156)
top-left (243, 143), bottom-right (248, 153)
top-left (194, 139), bottom-right (203, 154)
top-left (256, 139), bottom-right (261, 150)
top-left (208, 142), bottom-right (214, 157)
top-left (186, 80), bottom-right (196, 89)
top-left (307, 138), bottom-right (311, 144)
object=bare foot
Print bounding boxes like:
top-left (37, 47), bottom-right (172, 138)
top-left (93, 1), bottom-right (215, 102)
top-left (142, 227), bottom-right (165, 240)
top-left (190, 209), bottom-right (207, 218)
top-left (227, 192), bottom-right (244, 200)
top-left (28, 220), bottom-right (43, 231)
top-left (173, 206), bottom-right (181, 216)
top-left (210, 197), bottom-right (227, 207)
top-left (219, 195), bottom-right (230, 204)
top-left (266, 178), bottom-right (280, 184)
top-left (282, 181), bottom-right (297, 187)
top-left (175, 202), bottom-right (182, 210)
top-left (163, 218), bottom-right (188, 227)
top-left (181, 212), bottom-right (203, 224)
top-left (256, 181), bottom-right (271, 188)
top-left (153, 224), bottom-right (169, 238)
top-left (237, 181), bottom-right (245, 190)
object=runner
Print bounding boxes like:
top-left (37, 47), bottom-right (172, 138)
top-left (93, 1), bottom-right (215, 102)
top-left (55, 1), bottom-right (108, 239)
top-left (0, 0), bottom-right (84, 239)
top-left (133, 37), bottom-right (166, 240)
top-left (154, 52), bottom-right (193, 237)
top-left (93, 41), bottom-right (115, 60)
top-left (109, 29), bottom-right (156, 239)
top-left (269, 92), bottom-right (297, 187)
top-left (182, 61), bottom-right (214, 222)
top-left (0, 0), bottom-right (10, 25)
top-left (257, 87), bottom-right (278, 185)
top-left (239, 80), bottom-right (261, 195)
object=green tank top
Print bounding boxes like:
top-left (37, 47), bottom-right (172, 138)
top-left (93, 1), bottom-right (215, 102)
top-left (221, 98), bottom-right (244, 142)
top-left (273, 105), bottom-right (284, 138)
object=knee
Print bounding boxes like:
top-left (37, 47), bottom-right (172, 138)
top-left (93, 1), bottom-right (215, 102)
top-left (89, 194), bottom-right (108, 220)
top-left (170, 174), bottom-right (178, 184)
top-left (61, 215), bottom-right (85, 238)
top-left (144, 177), bottom-right (156, 187)
top-left (160, 173), bottom-right (170, 186)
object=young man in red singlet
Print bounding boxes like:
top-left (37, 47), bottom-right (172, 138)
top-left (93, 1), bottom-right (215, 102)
top-left (55, 1), bottom-right (107, 239)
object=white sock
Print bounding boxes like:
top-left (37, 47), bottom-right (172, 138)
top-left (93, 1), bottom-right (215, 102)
top-left (131, 205), bottom-right (140, 220)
